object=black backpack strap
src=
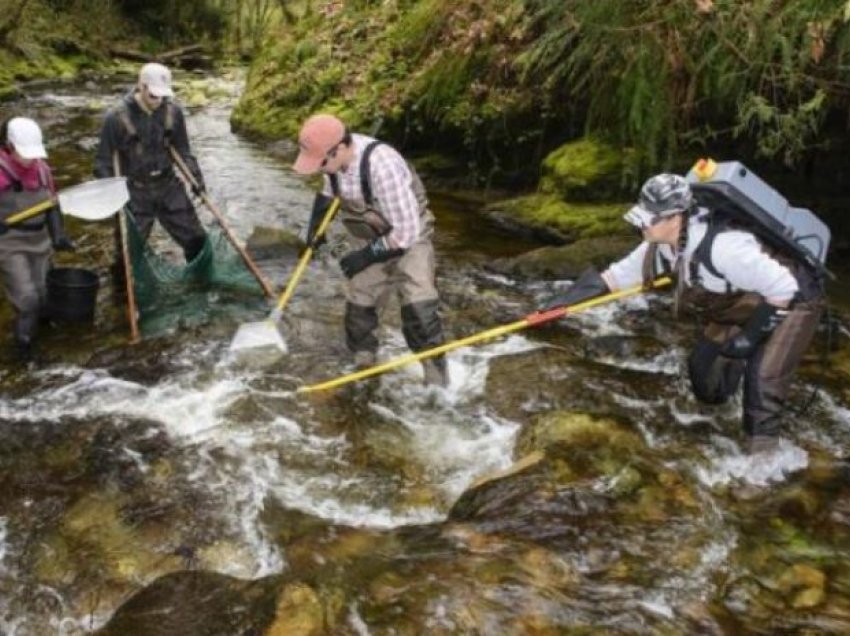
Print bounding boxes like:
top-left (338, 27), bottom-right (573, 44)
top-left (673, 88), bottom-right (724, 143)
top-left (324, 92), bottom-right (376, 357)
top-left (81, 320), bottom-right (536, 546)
top-left (691, 218), bottom-right (732, 292)
top-left (327, 140), bottom-right (383, 205)
top-left (360, 140), bottom-right (382, 207)
top-left (117, 104), bottom-right (139, 140)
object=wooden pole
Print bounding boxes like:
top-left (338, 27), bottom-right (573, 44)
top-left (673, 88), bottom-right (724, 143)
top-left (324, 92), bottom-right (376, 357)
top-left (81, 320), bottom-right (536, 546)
top-left (113, 154), bottom-right (141, 344)
top-left (168, 147), bottom-right (275, 298)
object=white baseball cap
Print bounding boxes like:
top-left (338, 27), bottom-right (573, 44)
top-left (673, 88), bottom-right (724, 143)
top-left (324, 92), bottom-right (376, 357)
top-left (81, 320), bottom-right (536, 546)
top-left (139, 62), bottom-right (174, 98)
top-left (6, 117), bottom-right (47, 160)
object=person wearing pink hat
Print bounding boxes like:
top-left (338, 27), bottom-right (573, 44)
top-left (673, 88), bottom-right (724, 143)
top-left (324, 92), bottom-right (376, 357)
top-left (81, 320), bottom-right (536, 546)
top-left (294, 113), bottom-right (448, 386)
top-left (94, 62), bottom-right (208, 266)
top-left (0, 117), bottom-right (75, 359)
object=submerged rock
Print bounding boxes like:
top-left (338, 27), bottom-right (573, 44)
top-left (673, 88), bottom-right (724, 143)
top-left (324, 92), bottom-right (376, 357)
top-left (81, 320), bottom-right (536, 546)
top-left (99, 571), bottom-right (280, 635)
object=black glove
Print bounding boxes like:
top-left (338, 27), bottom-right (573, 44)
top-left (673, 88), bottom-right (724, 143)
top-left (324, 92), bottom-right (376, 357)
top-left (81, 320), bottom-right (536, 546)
top-left (190, 183), bottom-right (205, 197)
top-left (339, 239), bottom-right (404, 279)
top-left (542, 267), bottom-right (610, 311)
top-left (305, 193), bottom-right (334, 250)
top-left (52, 236), bottom-right (76, 252)
top-left (721, 301), bottom-right (784, 359)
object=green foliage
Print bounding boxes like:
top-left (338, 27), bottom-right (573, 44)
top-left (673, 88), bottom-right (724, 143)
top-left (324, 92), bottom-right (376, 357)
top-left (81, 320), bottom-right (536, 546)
top-left (492, 194), bottom-right (627, 242)
top-left (116, 0), bottom-right (226, 44)
top-left (540, 138), bottom-right (638, 200)
top-left (235, 0), bottom-right (850, 183)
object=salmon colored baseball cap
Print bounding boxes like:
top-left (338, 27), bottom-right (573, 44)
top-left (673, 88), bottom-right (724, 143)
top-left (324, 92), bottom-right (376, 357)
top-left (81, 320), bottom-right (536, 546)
top-left (293, 113), bottom-right (347, 174)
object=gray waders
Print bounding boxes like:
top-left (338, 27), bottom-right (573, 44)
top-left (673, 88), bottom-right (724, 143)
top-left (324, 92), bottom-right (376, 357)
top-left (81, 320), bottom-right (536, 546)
top-left (0, 157), bottom-right (56, 356)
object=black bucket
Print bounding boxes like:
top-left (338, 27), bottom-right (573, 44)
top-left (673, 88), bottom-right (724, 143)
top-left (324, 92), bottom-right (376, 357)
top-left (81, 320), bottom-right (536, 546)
top-left (46, 267), bottom-right (100, 323)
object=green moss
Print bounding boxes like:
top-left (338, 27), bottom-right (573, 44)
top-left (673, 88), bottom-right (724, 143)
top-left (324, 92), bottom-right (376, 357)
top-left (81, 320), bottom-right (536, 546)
top-left (516, 411), bottom-right (642, 457)
top-left (540, 138), bottom-right (637, 201)
top-left (0, 50), bottom-right (99, 95)
top-left (490, 193), bottom-right (630, 242)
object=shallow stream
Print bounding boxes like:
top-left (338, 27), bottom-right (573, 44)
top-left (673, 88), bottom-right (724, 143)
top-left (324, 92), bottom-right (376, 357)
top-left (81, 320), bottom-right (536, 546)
top-left (1, 70), bottom-right (849, 635)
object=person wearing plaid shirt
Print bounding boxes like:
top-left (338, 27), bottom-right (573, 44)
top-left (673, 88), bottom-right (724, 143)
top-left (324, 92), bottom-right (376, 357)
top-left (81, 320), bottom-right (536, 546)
top-left (293, 113), bottom-right (448, 387)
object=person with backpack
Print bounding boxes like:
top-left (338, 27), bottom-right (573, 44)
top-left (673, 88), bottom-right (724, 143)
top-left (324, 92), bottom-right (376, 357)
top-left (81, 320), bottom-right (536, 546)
top-left (93, 62), bottom-right (208, 263)
top-left (542, 172), bottom-right (826, 455)
top-left (0, 117), bottom-right (75, 359)
top-left (292, 113), bottom-right (448, 386)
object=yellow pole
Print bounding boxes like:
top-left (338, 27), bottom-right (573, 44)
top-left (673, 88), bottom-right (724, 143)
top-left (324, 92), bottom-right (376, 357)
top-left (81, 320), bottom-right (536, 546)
top-left (297, 276), bottom-right (672, 393)
top-left (6, 198), bottom-right (56, 225)
top-left (271, 198), bottom-right (341, 318)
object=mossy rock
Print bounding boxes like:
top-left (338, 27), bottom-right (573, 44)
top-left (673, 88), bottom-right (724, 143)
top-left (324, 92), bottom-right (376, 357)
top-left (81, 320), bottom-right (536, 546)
top-left (245, 226), bottom-right (301, 261)
top-left (485, 194), bottom-right (631, 244)
top-left (516, 411), bottom-right (643, 459)
top-left (487, 235), bottom-right (638, 280)
top-left (540, 137), bottom-right (636, 201)
top-left (266, 583), bottom-right (326, 636)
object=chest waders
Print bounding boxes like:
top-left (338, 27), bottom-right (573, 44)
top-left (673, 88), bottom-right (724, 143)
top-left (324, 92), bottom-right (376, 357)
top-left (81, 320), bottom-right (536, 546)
top-left (0, 157), bottom-right (54, 352)
top-left (115, 102), bottom-right (207, 262)
top-left (332, 142), bottom-right (446, 385)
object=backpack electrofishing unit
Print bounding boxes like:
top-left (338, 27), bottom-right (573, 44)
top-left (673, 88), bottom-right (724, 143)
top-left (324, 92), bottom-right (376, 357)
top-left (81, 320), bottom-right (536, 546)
top-left (686, 159), bottom-right (831, 278)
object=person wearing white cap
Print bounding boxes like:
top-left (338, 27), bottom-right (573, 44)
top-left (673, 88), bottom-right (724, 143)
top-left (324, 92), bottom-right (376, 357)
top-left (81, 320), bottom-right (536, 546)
top-left (0, 117), bottom-right (75, 359)
top-left (94, 62), bottom-right (208, 265)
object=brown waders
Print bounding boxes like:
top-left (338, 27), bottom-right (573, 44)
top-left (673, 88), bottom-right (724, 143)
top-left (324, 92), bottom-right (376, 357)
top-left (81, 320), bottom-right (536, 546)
top-left (683, 282), bottom-right (824, 439)
top-left (345, 234), bottom-right (446, 385)
top-left (332, 143), bottom-right (447, 386)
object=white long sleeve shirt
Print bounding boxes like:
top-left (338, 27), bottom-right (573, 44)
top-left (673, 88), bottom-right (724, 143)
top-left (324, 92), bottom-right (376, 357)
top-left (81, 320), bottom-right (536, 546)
top-left (604, 210), bottom-right (799, 304)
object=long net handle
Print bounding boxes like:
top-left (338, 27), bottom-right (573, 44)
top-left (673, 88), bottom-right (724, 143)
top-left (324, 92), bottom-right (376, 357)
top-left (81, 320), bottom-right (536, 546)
top-left (272, 198), bottom-right (341, 316)
top-left (297, 277), bottom-right (673, 393)
top-left (169, 147), bottom-right (275, 298)
top-left (113, 153), bottom-right (141, 344)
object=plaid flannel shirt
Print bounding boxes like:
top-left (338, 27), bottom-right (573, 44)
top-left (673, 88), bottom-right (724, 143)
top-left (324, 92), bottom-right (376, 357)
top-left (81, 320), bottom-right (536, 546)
top-left (322, 134), bottom-right (421, 249)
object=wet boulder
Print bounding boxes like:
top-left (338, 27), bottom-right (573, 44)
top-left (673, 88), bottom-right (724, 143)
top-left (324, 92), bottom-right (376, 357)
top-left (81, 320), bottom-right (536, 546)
top-left (99, 571), bottom-right (280, 635)
top-left (487, 235), bottom-right (637, 280)
top-left (245, 225), bottom-right (302, 262)
top-left (484, 194), bottom-right (629, 245)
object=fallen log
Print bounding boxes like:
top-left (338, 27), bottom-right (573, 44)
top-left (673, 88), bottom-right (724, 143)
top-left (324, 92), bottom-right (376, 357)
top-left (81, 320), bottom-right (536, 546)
top-left (108, 44), bottom-right (205, 64)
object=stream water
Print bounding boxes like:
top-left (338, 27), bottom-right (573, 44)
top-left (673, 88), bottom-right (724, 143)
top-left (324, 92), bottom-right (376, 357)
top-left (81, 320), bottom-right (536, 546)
top-left (0, 69), bottom-right (849, 635)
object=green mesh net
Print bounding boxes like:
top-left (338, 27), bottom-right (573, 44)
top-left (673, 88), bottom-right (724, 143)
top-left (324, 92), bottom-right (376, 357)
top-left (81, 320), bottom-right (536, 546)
top-left (123, 210), bottom-right (266, 336)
